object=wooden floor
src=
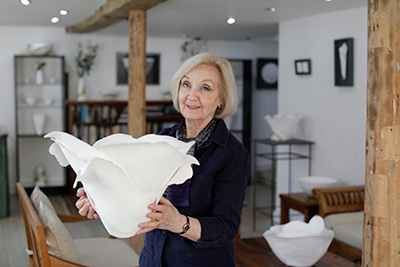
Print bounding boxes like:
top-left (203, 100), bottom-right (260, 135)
top-left (0, 182), bottom-right (273, 267)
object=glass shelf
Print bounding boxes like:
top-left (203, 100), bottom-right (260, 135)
top-left (18, 104), bottom-right (62, 109)
top-left (17, 83), bottom-right (62, 86)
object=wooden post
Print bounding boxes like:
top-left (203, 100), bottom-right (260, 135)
top-left (128, 9), bottom-right (147, 138)
top-left (364, 0), bottom-right (400, 266)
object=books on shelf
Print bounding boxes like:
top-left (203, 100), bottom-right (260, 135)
top-left (67, 101), bottom-right (182, 144)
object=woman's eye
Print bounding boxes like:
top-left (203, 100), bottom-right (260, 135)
top-left (182, 81), bottom-right (190, 87)
top-left (202, 86), bottom-right (211, 91)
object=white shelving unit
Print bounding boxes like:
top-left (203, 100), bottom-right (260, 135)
top-left (14, 55), bottom-right (67, 194)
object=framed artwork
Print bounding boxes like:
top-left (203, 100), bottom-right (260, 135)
top-left (256, 58), bottom-right (278, 89)
top-left (294, 59), bottom-right (311, 75)
top-left (334, 38), bottom-right (354, 86)
top-left (116, 53), bottom-right (160, 85)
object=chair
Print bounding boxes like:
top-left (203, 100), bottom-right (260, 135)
top-left (312, 185), bottom-right (364, 263)
top-left (16, 182), bottom-right (139, 267)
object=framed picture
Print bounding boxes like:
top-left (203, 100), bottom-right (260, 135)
top-left (116, 53), bottom-right (160, 85)
top-left (334, 38), bottom-right (354, 86)
top-left (294, 59), bottom-right (311, 75)
top-left (256, 58), bottom-right (278, 89)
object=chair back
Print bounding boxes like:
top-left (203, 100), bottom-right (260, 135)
top-left (312, 185), bottom-right (364, 217)
top-left (17, 182), bottom-right (51, 267)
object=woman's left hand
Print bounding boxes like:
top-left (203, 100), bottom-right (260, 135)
top-left (136, 197), bottom-right (186, 235)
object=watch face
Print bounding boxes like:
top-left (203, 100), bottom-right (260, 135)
top-left (184, 224), bottom-right (190, 232)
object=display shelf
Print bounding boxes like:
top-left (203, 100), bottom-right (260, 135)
top-left (251, 138), bottom-right (315, 230)
top-left (14, 55), bottom-right (67, 194)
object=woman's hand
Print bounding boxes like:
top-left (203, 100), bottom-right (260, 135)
top-left (75, 187), bottom-right (99, 220)
top-left (136, 197), bottom-right (187, 235)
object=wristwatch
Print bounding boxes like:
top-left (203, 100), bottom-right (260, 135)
top-left (179, 215), bottom-right (190, 234)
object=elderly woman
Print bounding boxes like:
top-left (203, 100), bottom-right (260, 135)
top-left (77, 53), bottom-right (249, 266)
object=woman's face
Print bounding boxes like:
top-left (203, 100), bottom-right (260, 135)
top-left (178, 64), bottom-right (222, 126)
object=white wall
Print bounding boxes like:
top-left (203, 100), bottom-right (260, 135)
top-left (0, 25), bottom-right (277, 194)
top-left (275, 6), bottom-right (367, 208)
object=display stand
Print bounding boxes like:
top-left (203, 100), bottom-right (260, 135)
top-left (251, 138), bottom-right (315, 230)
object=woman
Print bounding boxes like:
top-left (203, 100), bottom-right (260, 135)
top-left (76, 53), bottom-right (249, 266)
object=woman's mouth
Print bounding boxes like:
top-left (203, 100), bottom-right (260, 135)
top-left (186, 104), bottom-right (200, 110)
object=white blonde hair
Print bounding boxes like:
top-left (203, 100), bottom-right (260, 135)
top-left (170, 53), bottom-right (238, 118)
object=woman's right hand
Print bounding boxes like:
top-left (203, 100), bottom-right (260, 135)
top-left (75, 187), bottom-right (99, 219)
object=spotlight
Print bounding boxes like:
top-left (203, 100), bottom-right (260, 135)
top-left (227, 17), bottom-right (236, 25)
top-left (51, 17), bottom-right (60, 23)
top-left (59, 10), bottom-right (68, 16)
top-left (20, 0), bottom-right (31, 6)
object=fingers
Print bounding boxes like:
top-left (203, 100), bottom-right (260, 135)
top-left (76, 187), bottom-right (86, 198)
top-left (136, 219), bottom-right (160, 235)
top-left (75, 189), bottom-right (99, 220)
top-left (159, 196), bottom-right (171, 204)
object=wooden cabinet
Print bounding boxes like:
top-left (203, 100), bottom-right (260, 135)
top-left (65, 100), bottom-right (182, 193)
top-left (15, 55), bottom-right (67, 194)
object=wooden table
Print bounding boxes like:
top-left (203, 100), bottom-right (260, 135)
top-left (280, 192), bottom-right (319, 224)
top-left (234, 237), bottom-right (360, 267)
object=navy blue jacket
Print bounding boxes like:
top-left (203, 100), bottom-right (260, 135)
top-left (139, 119), bottom-right (249, 267)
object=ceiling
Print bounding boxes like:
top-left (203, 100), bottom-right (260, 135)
top-left (1, 0), bottom-right (366, 40)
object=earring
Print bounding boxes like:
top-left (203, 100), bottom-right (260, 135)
top-left (218, 104), bottom-right (223, 109)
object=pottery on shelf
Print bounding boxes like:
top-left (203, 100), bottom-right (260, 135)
top-left (32, 113), bottom-right (46, 135)
top-left (264, 114), bottom-right (302, 141)
top-left (27, 42), bottom-right (52, 56)
top-left (36, 70), bottom-right (43, 85)
top-left (76, 76), bottom-right (86, 101)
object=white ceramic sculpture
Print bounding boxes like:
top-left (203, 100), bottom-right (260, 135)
top-left (32, 113), bottom-right (46, 135)
top-left (44, 131), bottom-right (199, 238)
top-left (264, 114), bottom-right (302, 141)
top-left (27, 42), bottom-right (52, 56)
top-left (264, 215), bottom-right (334, 267)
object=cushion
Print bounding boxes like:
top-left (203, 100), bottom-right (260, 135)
top-left (30, 185), bottom-right (56, 214)
top-left (37, 201), bottom-right (81, 263)
top-left (324, 211), bottom-right (363, 250)
top-left (332, 223), bottom-right (363, 250)
top-left (324, 211), bottom-right (363, 230)
top-left (74, 237), bottom-right (139, 267)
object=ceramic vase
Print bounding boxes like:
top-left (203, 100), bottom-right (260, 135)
top-left (36, 70), bottom-right (43, 85)
top-left (32, 113), bottom-right (46, 135)
top-left (76, 76), bottom-right (86, 101)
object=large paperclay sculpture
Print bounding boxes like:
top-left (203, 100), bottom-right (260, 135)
top-left (44, 131), bottom-right (199, 238)
top-left (263, 215), bottom-right (334, 266)
top-left (264, 114), bottom-right (302, 141)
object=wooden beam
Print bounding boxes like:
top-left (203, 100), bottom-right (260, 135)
top-left (364, 0), bottom-right (400, 266)
top-left (128, 9), bottom-right (146, 138)
top-left (66, 0), bottom-right (166, 33)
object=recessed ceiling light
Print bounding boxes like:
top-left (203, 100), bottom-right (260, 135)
top-left (326, 0), bottom-right (332, 2)
top-left (59, 10), bottom-right (68, 16)
top-left (265, 7), bottom-right (276, 12)
top-left (51, 17), bottom-right (60, 23)
top-left (227, 17), bottom-right (236, 25)
top-left (20, 0), bottom-right (31, 6)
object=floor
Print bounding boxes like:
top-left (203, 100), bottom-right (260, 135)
top-left (0, 181), bottom-right (274, 267)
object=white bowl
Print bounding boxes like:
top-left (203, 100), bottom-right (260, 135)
top-left (299, 176), bottom-right (339, 196)
top-left (25, 97), bottom-right (36, 106)
top-left (264, 224), bottom-right (334, 267)
top-left (27, 42), bottom-right (52, 56)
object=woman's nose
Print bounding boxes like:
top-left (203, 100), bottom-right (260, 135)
top-left (187, 87), bottom-right (198, 100)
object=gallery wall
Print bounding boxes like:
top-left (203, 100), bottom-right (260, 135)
top-left (275, 6), bottom-right (368, 210)
top-left (0, 26), bottom-right (278, 194)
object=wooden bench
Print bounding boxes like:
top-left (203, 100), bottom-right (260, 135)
top-left (17, 182), bottom-right (139, 267)
top-left (312, 185), bottom-right (364, 263)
